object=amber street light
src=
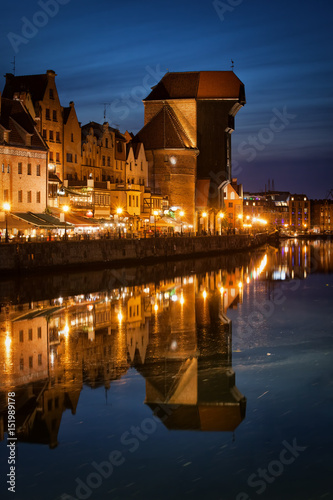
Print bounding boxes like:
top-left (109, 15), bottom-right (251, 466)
top-left (3, 202), bottom-right (11, 243)
top-left (179, 210), bottom-right (184, 234)
top-left (218, 212), bottom-right (225, 235)
top-left (116, 207), bottom-right (123, 237)
top-left (62, 205), bottom-right (70, 240)
top-left (153, 210), bottom-right (159, 237)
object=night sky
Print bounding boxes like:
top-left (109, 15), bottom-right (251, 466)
top-left (1, 0), bottom-right (332, 198)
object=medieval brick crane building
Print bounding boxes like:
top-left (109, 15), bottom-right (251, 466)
top-left (134, 71), bottom-right (246, 228)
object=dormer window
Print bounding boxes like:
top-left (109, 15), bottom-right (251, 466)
top-left (49, 88), bottom-right (54, 99)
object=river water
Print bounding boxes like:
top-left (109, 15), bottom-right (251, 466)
top-left (0, 239), bottom-right (332, 500)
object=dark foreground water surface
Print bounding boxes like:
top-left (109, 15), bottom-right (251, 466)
top-left (1, 239), bottom-right (332, 500)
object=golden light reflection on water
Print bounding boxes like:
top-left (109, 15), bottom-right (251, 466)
top-left (0, 241), bottom-right (329, 443)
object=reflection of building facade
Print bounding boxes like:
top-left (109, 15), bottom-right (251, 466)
top-left (0, 266), bottom-right (251, 446)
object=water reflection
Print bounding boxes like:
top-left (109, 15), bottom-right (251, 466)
top-left (0, 239), bottom-right (332, 450)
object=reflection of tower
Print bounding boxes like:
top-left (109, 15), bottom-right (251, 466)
top-left (138, 271), bottom-right (246, 432)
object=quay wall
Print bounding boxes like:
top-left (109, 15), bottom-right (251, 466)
top-left (0, 234), bottom-right (269, 273)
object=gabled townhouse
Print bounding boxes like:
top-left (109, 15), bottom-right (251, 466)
top-left (0, 94), bottom-right (48, 225)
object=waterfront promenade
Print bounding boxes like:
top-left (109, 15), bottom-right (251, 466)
top-left (0, 233), bottom-right (270, 274)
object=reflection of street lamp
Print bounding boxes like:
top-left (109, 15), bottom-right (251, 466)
top-left (3, 202), bottom-right (11, 243)
top-left (62, 205), bottom-right (69, 239)
top-left (179, 210), bottom-right (184, 234)
top-left (153, 210), bottom-right (159, 237)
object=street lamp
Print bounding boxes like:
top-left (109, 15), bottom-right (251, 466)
top-left (3, 202), bottom-right (11, 243)
top-left (62, 205), bottom-right (69, 240)
top-left (179, 210), bottom-right (184, 234)
top-left (153, 210), bottom-right (159, 237)
top-left (218, 212), bottom-right (224, 235)
top-left (202, 211), bottom-right (207, 234)
top-left (116, 207), bottom-right (123, 237)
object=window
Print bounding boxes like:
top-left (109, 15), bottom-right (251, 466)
top-left (36, 164), bottom-right (41, 176)
top-left (71, 133), bottom-right (74, 142)
top-left (43, 129), bottom-right (47, 139)
top-left (49, 152), bottom-right (54, 162)
top-left (37, 327), bottom-right (42, 339)
top-left (56, 131), bottom-right (60, 142)
top-left (66, 153), bottom-right (73, 163)
top-left (228, 202), bottom-right (233, 208)
top-left (102, 156), bottom-right (106, 166)
top-left (27, 163), bottom-right (32, 175)
top-left (56, 153), bottom-right (60, 163)
top-left (52, 110), bottom-right (57, 121)
top-left (20, 359), bottom-right (24, 371)
top-left (141, 161), bottom-right (143, 171)
top-left (29, 356), bottom-right (33, 368)
top-left (4, 189), bottom-right (8, 201)
top-left (105, 138), bottom-right (108, 148)
top-left (1, 164), bottom-right (4, 173)
top-left (18, 190), bottom-right (23, 203)
top-left (46, 108), bottom-right (50, 120)
top-left (129, 162), bottom-right (132, 171)
top-left (7, 164), bottom-right (10, 173)
top-left (136, 196), bottom-right (138, 207)
top-left (129, 196), bottom-right (131, 207)
top-left (75, 154), bottom-right (77, 163)
top-left (36, 191), bottom-right (41, 203)
top-left (49, 130), bottom-right (54, 141)
top-left (107, 157), bottom-right (110, 166)
top-left (27, 191), bottom-right (32, 203)
top-left (19, 330), bottom-right (23, 342)
top-left (49, 88), bottom-right (54, 99)
top-left (28, 328), bottom-right (32, 340)
top-left (38, 354), bottom-right (42, 366)
top-left (18, 162), bottom-right (22, 174)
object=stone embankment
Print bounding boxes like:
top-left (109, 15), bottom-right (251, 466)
top-left (0, 233), bottom-right (269, 274)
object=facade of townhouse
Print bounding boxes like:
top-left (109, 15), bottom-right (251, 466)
top-left (0, 95), bottom-right (48, 227)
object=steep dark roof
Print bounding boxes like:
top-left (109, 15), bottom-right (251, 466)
top-left (0, 97), bottom-right (47, 150)
top-left (81, 121), bottom-right (126, 142)
top-left (2, 73), bottom-right (48, 103)
top-left (134, 104), bottom-right (194, 150)
top-left (145, 71), bottom-right (245, 103)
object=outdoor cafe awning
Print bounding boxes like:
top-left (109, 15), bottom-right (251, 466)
top-left (11, 212), bottom-right (68, 229)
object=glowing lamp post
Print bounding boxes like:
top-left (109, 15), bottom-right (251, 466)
top-left (218, 212), bottom-right (224, 235)
top-left (62, 205), bottom-right (69, 240)
top-left (202, 211), bottom-right (207, 234)
top-left (179, 210), bottom-right (184, 234)
top-left (153, 210), bottom-right (159, 237)
top-left (3, 202), bottom-right (11, 243)
top-left (116, 207), bottom-right (123, 237)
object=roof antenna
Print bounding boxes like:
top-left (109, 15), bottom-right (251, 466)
top-left (231, 60), bottom-right (234, 71)
top-left (101, 102), bottom-right (110, 121)
top-left (12, 56), bottom-right (16, 75)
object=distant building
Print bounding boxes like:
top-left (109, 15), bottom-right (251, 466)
top-left (311, 198), bottom-right (333, 232)
top-left (243, 190), bottom-right (310, 231)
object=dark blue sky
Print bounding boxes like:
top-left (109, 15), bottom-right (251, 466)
top-left (1, 0), bottom-right (332, 198)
